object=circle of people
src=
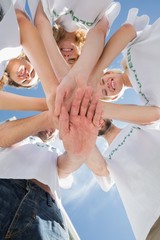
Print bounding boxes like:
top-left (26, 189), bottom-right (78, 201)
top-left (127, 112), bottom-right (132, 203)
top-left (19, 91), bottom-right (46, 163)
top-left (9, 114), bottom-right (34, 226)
top-left (0, 1), bottom-right (160, 240)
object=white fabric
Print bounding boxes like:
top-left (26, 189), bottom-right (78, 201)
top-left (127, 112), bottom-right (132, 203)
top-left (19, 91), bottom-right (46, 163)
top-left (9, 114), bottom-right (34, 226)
top-left (124, 8), bottom-right (149, 32)
top-left (102, 123), bottom-right (160, 240)
top-left (0, 0), bottom-right (22, 78)
top-left (123, 18), bottom-right (160, 106)
top-left (13, 0), bottom-right (39, 23)
top-left (93, 173), bottom-right (114, 192)
top-left (41, 0), bottom-right (120, 32)
top-left (0, 0), bottom-right (39, 79)
top-left (0, 136), bottom-right (63, 200)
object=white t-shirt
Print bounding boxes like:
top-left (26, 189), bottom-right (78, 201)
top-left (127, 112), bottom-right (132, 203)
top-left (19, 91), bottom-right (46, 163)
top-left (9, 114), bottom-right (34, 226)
top-left (102, 123), bottom-right (160, 240)
top-left (0, 0), bottom-right (40, 79)
top-left (124, 18), bottom-right (160, 106)
top-left (13, 0), bottom-right (39, 23)
top-left (0, 0), bottom-right (22, 78)
top-left (41, 0), bottom-right (120, 32)
top-left (0, 136), bottom-right (65, 200)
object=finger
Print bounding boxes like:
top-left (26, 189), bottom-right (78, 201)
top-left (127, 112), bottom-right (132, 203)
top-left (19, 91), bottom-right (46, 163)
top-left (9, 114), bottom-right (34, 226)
top-left (93, 100), bottom-right (103, 127)
top-left (86, 95), bottom-right (98, 122)
top-left (59, 105), bottom-right (69, 139)
top-left (54, 87), bottom-right (66, 117)
top-left (79, 87), bottom-right (94, 117)
top-left (70, 88), bottom-right (85, 116)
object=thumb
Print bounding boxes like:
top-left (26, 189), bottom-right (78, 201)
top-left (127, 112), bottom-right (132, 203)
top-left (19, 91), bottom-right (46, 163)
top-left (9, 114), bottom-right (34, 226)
top-left (54, 88), bottom-right (66, 117)
top-left (59, 105), bottom-right (69, 139)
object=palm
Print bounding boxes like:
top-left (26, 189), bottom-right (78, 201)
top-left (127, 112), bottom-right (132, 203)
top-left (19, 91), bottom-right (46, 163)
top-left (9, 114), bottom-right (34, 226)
top-left (59, 87), bottom-right (102, 159)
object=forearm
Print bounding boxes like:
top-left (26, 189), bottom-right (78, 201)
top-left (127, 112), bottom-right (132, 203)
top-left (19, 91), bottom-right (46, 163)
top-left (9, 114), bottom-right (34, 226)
top-left (103, 102), bottom-right (160, 125)
top-left (35, 1), bottom-right (70, 81)
top-left (85, 146), bottom-right (109, 176)
top-left (89, 24), bottom-right (137, 87)
top-left (0, 91), bottom-right (47, 111)
top-left (71, 18), bottom-right (108, 84)
top-left (16, 11), bottom-right (58, 97)
top-left (57, 151), bottom-right (85, 178)
top-left (0, 111), bottom-right (51, 147)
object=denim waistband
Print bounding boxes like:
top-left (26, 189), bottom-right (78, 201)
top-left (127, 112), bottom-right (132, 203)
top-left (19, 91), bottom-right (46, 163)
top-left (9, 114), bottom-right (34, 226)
top-left (3, 179), bottom-right (54, 202)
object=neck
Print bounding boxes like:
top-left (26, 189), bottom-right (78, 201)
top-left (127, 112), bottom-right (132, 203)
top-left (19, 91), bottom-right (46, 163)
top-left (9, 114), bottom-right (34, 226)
top-left (103, 124), bottom-right (121, 145)
top-left (122, 72), bottom-right (132, 88)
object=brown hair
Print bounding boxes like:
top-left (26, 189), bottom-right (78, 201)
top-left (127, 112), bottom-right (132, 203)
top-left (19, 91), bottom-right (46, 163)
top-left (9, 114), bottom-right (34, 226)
top-left (98, 119), bottom-right (112, 136)
top-left (52, 24), bottom-right (87, 47)
top-left (0, 5), bottom-right (4, 22)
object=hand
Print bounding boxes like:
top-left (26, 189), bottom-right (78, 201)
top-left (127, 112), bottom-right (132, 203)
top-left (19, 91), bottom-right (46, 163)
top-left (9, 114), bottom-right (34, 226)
top-left (54, 72), bottom-right (87, 117)
top-left (124, 8), bottom-right (150, 31)
top-left (59, 87), bottom-right (103, 159)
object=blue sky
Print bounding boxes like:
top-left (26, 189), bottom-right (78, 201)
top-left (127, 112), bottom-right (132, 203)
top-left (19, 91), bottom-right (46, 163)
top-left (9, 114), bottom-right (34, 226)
top-left (0, 1), bottom-right (160, 239)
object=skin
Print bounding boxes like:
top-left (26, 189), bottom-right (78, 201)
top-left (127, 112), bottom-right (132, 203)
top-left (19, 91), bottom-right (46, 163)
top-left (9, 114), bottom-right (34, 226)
top-left (34, 1), bottom-right (108, 115)
top-left (0, 87), bottom-right (108, 178)
top-left (57, 31), bottom-right (82, 66)
top-left (96, 71), bottom-right (132, 101)
top-left (6, 57), bottom-right (38, 87)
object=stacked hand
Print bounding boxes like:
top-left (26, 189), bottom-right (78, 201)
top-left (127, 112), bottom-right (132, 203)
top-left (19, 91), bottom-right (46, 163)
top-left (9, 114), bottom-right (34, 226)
top-left (59, 87), bottom-right (103, 160)
top-left (54, 71), bottom-right (87, 117)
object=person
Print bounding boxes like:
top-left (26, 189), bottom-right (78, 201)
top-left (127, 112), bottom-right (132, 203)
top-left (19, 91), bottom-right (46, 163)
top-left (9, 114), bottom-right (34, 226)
top-left (0, 2), bottom-right (58, 115)
top-left (0, 52), bottom-right (39, 90)
top-left (96, 118), bottom-right (160, 240)
top-left (0, 87), bottom-right (107, 240)
top-left (89, 8), bottom-right (160, 125)
top-left (13, 0), bottom-right (121, 115)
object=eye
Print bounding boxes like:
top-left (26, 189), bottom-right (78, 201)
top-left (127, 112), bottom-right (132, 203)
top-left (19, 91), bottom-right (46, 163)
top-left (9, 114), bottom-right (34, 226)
top-left (102, 89), bottom-right (108, 97)
top-left (21, 79), bottom-right (29, 85)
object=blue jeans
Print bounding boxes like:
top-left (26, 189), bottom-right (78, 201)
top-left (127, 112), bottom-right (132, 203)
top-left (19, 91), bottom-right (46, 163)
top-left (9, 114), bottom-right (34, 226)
top-left (0, 179), bottom-right (69, 240)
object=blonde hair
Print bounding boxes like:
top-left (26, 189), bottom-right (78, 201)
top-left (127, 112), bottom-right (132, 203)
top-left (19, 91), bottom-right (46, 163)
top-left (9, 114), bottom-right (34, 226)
top-left (52, 24), bottom-right (87, 47)
top-left (103, 68), bottom-right (123, 75)
top-left (0, 72), bottom-right (8, 90)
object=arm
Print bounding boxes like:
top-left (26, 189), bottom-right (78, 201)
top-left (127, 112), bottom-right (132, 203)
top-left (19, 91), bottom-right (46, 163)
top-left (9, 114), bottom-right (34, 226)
top-left (0, 91), bottom-right (47, 111)
top-left (102, 102), bottom-right (160, 125)
top-left (16, 10), bottom-right (58, 98)
top-left (89, 23), bottom-right (137, 87)
top-left (71, 16), bottom-right (109, 84)
top-left (54, 17), bottom-right (108, 116)
top-left (57, 87), bottom-right (103, 178)
top-left (0, 111), bottom-right (52, 148)
top-left (85, 145), bottom-right (109, 176)
top-left (34, 1), bottom-right (70, 81)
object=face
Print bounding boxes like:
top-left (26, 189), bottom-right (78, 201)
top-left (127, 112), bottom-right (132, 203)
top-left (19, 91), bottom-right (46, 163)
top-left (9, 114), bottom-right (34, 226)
top-left (6, 58), bottom-right (38, 87)
top-left (57, 32), bottom-right (81, 66)
top-left (97, 72), bottom-right (125, 101)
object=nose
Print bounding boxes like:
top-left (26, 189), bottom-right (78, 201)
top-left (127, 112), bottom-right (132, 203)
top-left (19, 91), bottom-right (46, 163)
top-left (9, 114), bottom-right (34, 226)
top-left (61, 52), bottom-right (71, 61)
top-left (23, 70), bottom-right (31, 80)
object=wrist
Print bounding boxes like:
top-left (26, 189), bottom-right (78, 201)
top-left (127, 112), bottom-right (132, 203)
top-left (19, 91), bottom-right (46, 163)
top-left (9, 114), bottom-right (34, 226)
top-left (34, 111), bottom-right (53, 133)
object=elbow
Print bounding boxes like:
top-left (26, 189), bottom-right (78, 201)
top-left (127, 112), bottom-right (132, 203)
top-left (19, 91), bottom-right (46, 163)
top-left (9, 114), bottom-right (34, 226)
top-left (121, 23), bottom-right (137, 40)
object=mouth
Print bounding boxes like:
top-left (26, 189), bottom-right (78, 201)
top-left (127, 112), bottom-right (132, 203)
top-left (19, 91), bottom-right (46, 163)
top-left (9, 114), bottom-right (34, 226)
top-left (107, 78), bottom-right (116, 92)
top-left (60, 48), bottom-right (73, 52)
top-left (17, 66), bottom-right (35, 80)
top-left (110, 79), bottom-right (115, 91)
